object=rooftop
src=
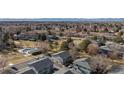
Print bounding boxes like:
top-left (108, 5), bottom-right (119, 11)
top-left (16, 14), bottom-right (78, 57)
top-left (73, 58), bottom-right (91, 70)
top-left (100, 46), bottom-right (112, 51)
top-left (28, 57), bottom-right (53, 72)
top-left (52, 51), bottom-right (70, 59)
top-left (17, 67), bottom-right (36, 74)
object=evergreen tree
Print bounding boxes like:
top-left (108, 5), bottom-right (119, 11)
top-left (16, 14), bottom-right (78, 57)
top-left (60, 41), bottom-right (69, 50)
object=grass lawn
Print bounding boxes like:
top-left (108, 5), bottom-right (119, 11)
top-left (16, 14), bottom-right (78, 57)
top-left (14, 40), bottom-right (38, 48)
top-left (5, 52), bottom-right (35, 66)
top-left (0, 40), bottom-right (40, 66)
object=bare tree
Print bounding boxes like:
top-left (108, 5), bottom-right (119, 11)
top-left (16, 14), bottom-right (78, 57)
top-left (36, 41), bottom-right (50, 54)
top-left (109, 51), bottom-right (119, 60)
top-left (90, 55), bottom-right (112, 74)
top-left (87, 44), bottom-right (99, 55)
top-left (69, 47), bottom-right (79, 60)
top-left (0, 55), bottom-right (8, 73)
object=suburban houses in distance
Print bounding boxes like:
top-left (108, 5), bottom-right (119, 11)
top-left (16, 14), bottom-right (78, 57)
top-left (0, 18), bottom-right (124, 74)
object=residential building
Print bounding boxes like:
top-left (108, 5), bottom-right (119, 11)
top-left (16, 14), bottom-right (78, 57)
top-left (28, 57), bottom-right (53, 74)
top-left (73, 58), bottom-right (91, 74)
top-left (17, 67), bottom-right (36, 74)
top-left (52, 51), bottom-right (72, 66)
top-left (18, 48), bottom-right (42, 55)
top-left (54, 67), bottom-right (79, 74)
top-left (108, 65), bottom-right (124, 74)
top-left (99, 46), bottom-right (112, 55)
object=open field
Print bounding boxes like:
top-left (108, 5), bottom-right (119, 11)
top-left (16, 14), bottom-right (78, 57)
top-left (5, 52), bottom-right (35, 66)
top-left (14, 40), bottom-right (38, 48)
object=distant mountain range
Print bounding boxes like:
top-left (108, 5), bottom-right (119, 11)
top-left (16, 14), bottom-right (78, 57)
top-left (0, 18), bottom-right (124, 22)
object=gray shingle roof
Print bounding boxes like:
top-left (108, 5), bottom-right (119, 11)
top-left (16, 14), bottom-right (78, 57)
top-left (77, 66), bottom-right (91, 74)
top-left (73, 58), bottom-right (91, 74)
top-left (17, 67), bottom-right (36, 74)
top-left (54, 67), bottom-right (82, 74)
top-left (53, 51), bottom-right (70, 57)
top-left (54, 67), bottom-right (70, 74)
top-left (74, 58), bottom-right (91, 70)
top-left (52, 51), bottom-right (71, 62)
top-left (100, 46), bottom-right (112, 52)
top-left (28, 57), bottom-right (53, 72)
top-left (108, 65), bottom-right (124, 74)
top-left (28, 49), bottom-right (41, 54)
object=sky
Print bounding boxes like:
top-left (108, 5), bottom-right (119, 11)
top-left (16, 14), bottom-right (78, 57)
top-left (0, 0), bottom-right (124, 18)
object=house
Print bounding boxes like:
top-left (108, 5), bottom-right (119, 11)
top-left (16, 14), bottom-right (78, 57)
top-left (54, 67), bottom-right (80, 74)
top-left (54, 67), bottom-right (71, 74)
top-left (106, 41), bottom-right (124, 50)
top-left (28, 49), bottom-right (42, 55)
top-left (104, 42), bottom-right (124, 59)
top-left (15, 33), bottom-right (39, 41)
top-left (54, 58), bottom-right (91, 74)
top-left (2, 68), bottom-right (18, 74)
top-left (96, 36), bottom-right (106, 46)
top-left (99, 46), bottom-right (112, 55)
top-left (5, 66), bottom-right (36, 74)
top-left (28, 57), bottom-right (53, 74)
top-left (17, 67), bottom-right (36, 74)
top-left (47, 35), bottom-right (59, 41)
top-left (73, 58), bottom-right (91, 74)
top-left (8, 60), bottom-right (32, 74)
top-left (117, 52), bottom-right (124, 59)
top-left (108, 65), bottom-right (124, 74)
top-left (18, 48), bottom-right (42, 55)
top-left (15, 33), bottom-right (59, 41)
top-left (52, 51), bottom-right (72, 66)
top-left (4, 56), bottom-right (53, 74)
top-left (4, 60), bottom-right (32, 74)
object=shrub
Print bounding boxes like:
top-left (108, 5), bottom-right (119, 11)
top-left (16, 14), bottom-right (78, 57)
top-left (114, 35), bottom-right (124, 43)
top-left (67, 37), bottom-right (73, 43)
top-left (78, 39), bottom-right (91, 51)
top-left (60, 41), bottom-right (69, 50)
top-left (90, 55), bottom-right (112, 74)
top-left (91, 35), bottom-right (97, 40)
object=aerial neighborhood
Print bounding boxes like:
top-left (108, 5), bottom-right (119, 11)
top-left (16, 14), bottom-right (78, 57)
top-left (0, 19), bottom-right (124, 74)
